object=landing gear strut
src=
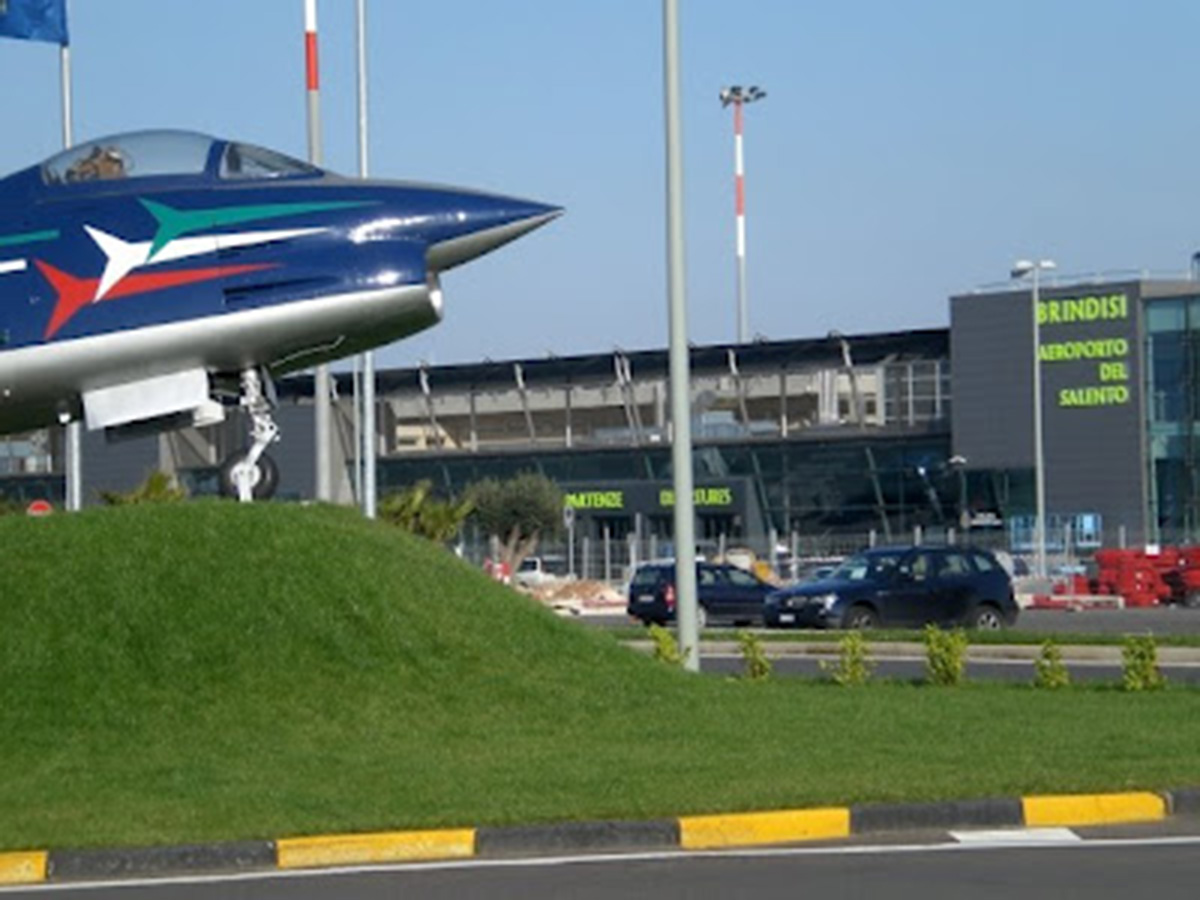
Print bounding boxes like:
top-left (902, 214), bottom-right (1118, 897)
top-left (218, 368), bottom-right (280, 502)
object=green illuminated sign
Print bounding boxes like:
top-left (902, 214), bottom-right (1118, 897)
top-left (1037, 293), bottom-right (1132, 409)
top-left (564, 490), bottom-right (624, 510)
top-left (659, 486), bottom-right (734, 508)
top-left (1038, 293), bottom-right (1128, 324)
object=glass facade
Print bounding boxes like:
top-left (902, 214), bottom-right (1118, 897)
top-left (374, 432), bottom-right (1030, 546)
top-left (1145, 296), bottom-right (1200, 543)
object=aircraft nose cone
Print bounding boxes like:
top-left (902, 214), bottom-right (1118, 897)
top-left (427, 192), bottom-right (562, 271)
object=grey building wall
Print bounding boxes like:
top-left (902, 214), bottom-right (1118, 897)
top-left (951, 281), bottom-right (1147, 544)
top-left (80, 428), bottom-right (160, 504)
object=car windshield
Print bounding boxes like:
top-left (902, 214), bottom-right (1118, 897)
top-left (631, 567), bottom-right (669, 588)
top-left (829, 552), bottom-right (905, 582)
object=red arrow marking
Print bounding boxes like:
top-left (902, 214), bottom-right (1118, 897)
top-left (35, 261), bottom-right (274, 339)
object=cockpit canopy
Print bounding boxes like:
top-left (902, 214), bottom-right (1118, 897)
top-left (40, 130), bottom-right (321, 185)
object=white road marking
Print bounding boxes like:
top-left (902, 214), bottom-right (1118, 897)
top-left (0, 260), bottom-right (27, 276)
top-left (951, 828), bottom-right (1081, 844)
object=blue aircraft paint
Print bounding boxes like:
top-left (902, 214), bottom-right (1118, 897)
top-left (0, 129), bottom-right (559, 443)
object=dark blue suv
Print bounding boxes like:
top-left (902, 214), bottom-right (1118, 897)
top-left (764, 546), bottom-right (1018, 630)
top-left (627, 561), bottom-right (774, 628)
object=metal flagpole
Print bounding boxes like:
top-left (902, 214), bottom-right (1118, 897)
top-left (356, 0), bottom-right (378, 518)
top-left (305, 0), bottom-right (333, 502)
top-left (60, 7), bottom-right (82, 512)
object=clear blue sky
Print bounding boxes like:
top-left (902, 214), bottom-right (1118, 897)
top-left (3, 1), bottom-right (1200, 369)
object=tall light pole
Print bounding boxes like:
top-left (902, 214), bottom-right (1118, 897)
top-left (665, 0), bottom-right (700, 671)
top-left (719, 84), bottom-right (766, 345)
top-left (1011, 258), bottom-right (1056, 579)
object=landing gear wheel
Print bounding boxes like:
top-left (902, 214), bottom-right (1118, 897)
top-left (218, 450), bottom-right (279, 500)
top-left (221, 367), bottom-right (281, 503)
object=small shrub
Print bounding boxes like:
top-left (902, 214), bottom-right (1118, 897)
top-left (1122, 635), bottom-right (1166, 692)
top-left (1033, 640), bottom-right (1071, 689)
top-left (648, 624), bottom-right (684, 667)
top-left (821, 631), bottom-right (874, 686)
top-left (380, 481), bottom-right (473, 543)
top-left (924, 624), bottom-right (968, 686)
top-left (99, 470), bottom-right (187, 506)
top-left (737, 630), bottom-right (772, 681)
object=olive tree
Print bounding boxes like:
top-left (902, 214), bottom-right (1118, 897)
top-left (467, 472), bottom-right (562, 573)
top-left (379, 480), bottom-right (474, 543)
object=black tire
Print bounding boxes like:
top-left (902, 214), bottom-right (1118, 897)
top-left (842, 604), bottom-right (877, 630)
top-left (1182, 593), bottom-right (1200, 610)
top-left (970, 604), bottom-right (1005, 630)
top-left (218, 450), bottom-right (279, 500)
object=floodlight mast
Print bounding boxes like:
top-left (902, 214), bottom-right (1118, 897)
top-left (719, 84), bottom-right (767, 344)
top-left (1010, 258), bottom-right (1056, 580)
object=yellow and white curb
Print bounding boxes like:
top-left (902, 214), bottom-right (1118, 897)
top-left (1, 788), bottom-right (1191, 886)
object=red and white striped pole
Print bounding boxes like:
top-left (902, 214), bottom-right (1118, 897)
top-left (305, 0), bottom-right (332, 502)
top-left (304, 0), bottom-right (322, 165)
top-left (720, 85), bottom-right (766, 345)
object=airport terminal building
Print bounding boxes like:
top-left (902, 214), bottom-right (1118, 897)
top-left (4, 273), bottom-right (1199, 556)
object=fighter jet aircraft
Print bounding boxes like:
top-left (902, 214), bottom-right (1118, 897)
top-left (0, 129), bottom-right (559, 500)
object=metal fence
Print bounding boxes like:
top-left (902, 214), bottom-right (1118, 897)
top-left (460, 524), bottom-right (1046, 589)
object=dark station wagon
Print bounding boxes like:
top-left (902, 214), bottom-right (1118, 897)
top-left (764, 546), bottom-right (1019, 630)
top-left (627, 561), bottom-right (775, 628)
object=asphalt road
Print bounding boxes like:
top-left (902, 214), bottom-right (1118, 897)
top-left (589, 606), bottom-right (1200, 635)
top-left (1017, 607), bottom-right (1200, 635)
top-left (10, 832), bottom-right (1200, 899)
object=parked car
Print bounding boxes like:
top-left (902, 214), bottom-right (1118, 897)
top-left (513, 555), bottom-right (568, 588)
top-left (627, 561), bottom-right (775, 627)
top-left (764, 546), bottom-right (1018, 630)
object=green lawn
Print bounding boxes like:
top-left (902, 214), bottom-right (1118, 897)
top-left (1, 502), bottom-right (1198, 852)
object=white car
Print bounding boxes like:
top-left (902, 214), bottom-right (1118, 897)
top-left (513, 556), bottom-right (568, 588)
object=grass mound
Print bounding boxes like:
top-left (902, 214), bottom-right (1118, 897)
top-left (2, 502), bottom-right (1199, 851)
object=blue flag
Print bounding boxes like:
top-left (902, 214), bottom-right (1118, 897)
top-left (0, 0), bottom-right (69, 46)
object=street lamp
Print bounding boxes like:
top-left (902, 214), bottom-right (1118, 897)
top-left (948, 454), bottom-right (968, 533)
top-left (719, 84), bottom-right (766, 344)
top-left (1010, 258), bottom-right (1056, 579)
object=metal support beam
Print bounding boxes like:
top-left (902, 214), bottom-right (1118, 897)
top-left (514, 363), bottom-right (537, 442)
top-left (418, 365), bottom-right (441, 448)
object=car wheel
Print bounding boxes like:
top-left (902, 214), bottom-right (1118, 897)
top-left (842, 605), bottom-right (877, 630)
top-left (696, 605), bottom-right (709, 630)
top-left (970, 604), bottom-right (1004, 630)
